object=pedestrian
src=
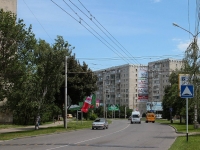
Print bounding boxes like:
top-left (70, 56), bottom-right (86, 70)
top-left (35, 115), bottom-right (41, 130)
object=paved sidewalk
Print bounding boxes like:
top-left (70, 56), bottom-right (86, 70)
top-left (0, 121), bottom-right (64, 134)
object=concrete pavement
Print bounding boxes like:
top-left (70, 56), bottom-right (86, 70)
top-left (0, 121), bottom-right (64, 134)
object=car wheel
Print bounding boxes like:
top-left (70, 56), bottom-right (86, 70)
top-left (146, 121), bottom-right (148, 123)
top-left (106, 126), bottom-right (108, 129)
top-left (92, 128), bottom-right (94, 130)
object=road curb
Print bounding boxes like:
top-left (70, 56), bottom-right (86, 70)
top-left (168, 124), bottom-right (200, 136)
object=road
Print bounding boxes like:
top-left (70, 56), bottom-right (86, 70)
top-left (0, 120), bottom-right (177, 150)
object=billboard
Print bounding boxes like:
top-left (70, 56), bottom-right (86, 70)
top-left (137, 67), bottom-right (148, 102)
top-left (146, 102), bottom-right (163, 111)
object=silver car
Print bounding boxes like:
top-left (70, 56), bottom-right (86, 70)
top-left (92, 118), bottom-right (108, 130)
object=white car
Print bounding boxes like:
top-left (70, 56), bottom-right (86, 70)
top-left (131, 111), bottom-right (141, 124)
top-left (92, 118), bottom-right (108, 130)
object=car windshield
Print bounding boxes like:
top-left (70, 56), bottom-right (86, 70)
top-left (94, 118), bottom-right (105, 122)
top-left (132, 115), bottom-right (139, 118)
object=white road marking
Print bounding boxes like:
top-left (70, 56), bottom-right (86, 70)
top-left (45, 124), bottom-right (130, 150)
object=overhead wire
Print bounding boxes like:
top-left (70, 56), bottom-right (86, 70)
top-left (77, 0), bottom-right (141, 65)
top-left (51, 0), bottom-right (130, 62)
top-left (63, 0), bottom-right (131, 64)
top-left (22, 0), bottom-right (53, 43)
top-left (76, 54), bottom-right (184, 61)
top-left (68, 0), bottom-right (139, 65)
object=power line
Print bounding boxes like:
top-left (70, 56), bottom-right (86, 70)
top-left (51, 0), bottom-right (130, 64)
top-left (63, 0), bottom-right (131, 64)
top-left (68, 0), bottom-right (139, 65)
top-left (22, 0), bottom-right (53, 43)
top-left (77, 0), bottom-right (141, 65)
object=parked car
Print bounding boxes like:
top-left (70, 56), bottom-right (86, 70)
top-left (92, 118), bottom-right (108, 130)
top-left (67, 114), bottom-right (73, 118)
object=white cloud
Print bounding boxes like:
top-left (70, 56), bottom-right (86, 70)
top-left (177, 41), bottom-right (190, 52)
top-left (175, 39), bottom-right (200, 52)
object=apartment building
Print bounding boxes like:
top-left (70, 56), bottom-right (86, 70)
top-left (0, 0), bottom-right (17, 13)
top-left (94, 64), bottom-right (148, 115)
top-left (0, 0), bottom-right (17, 123)
top-left (94, 58), bottom-right (183, 115)
top-left (148, 58), bottom-right (183, 104)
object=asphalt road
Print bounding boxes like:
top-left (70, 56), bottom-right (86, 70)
top-left (0, 120), bottom-right (177, 150)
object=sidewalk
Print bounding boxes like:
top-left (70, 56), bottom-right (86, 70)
top-left (0, 121), bottom-right (64, 134)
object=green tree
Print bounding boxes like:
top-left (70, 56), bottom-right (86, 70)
top-left (0, 9), bottom-right (36, 102)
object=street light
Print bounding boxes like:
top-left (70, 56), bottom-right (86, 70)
top-left (173, 23), bottom-right (200, 131)
top-left (65, 56), bottom-right (68, 129)
top-left (173, 23), bottom-right (195, 37)
top-left (102, 71), bottom-right (106, 118)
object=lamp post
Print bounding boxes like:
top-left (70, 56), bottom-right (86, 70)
top-left (64, 56), bottom-right (68, 129)
top-left (173, 23), bottom-right (200, 128)
top-left (103, 71), bottom-right (106, 118)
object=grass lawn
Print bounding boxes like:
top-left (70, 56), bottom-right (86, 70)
top-left (0, 120), bottom-right (112, 140)
top-left (155, 119), bottom-right (200, 150)
top-left (0, 120), bottom-right (92, 140)
top-left (169, 135), bottom-right (200, 150)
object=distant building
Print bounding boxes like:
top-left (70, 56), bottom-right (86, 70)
top-left (148, 58), bottom-right (183, 112)
top-left (0, 0), bottom-right (17, 14)
top-left (94, 58), bottom-right (183, 115)
top-left (0, 0), bottom-right (17, 123)
top-left (94, 64), bottom-right (148, 115)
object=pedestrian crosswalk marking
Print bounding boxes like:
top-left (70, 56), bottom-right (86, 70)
top-left (181, 85), bottom-right (194, 98)
top-left (182, 86), bottom-right (192, 96)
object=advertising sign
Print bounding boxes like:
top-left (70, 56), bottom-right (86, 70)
top-left (146, 102), bottom-right (163, 111)
top-left (137, 67), bottom-right (148, 102)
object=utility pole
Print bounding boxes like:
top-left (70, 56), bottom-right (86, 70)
top-left (64, 56), bottom-right (68, 129)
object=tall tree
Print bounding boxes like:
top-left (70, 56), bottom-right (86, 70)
top-left (0, 9), bottom-right (36, 102)
top-left (183, 37), bottom-right (200, 126)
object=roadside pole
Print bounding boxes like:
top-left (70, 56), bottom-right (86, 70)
top-left (65, 56), bottom-right (68, 129)
top-left (186, 98), bottom-right (188, 141)
top-left (180, 84), bottom-right (194, 142)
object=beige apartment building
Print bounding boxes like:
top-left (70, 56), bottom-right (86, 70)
top-left (94, 58), bottom-right (183, 115)
top-left (94, 64), bottom-right (148, 115)
top-left (0, 0), bottom-right (17, 13)
top-left (0, 0), bottom-right (17, 123)
top-left (148, 58), bottom-right (183, 105)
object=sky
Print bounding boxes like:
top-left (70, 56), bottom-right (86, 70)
top-left (17, 0), bottom-right (199, 71)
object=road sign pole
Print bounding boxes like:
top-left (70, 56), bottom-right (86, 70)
top-left (186, 98), bottom-right (188, 142)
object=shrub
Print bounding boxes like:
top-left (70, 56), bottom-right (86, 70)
top-left (89, 113), bottom-right (98, 120)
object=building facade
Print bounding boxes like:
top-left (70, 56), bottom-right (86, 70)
top-left (0, 0), bottom-right (17, 13)
top-left (0, 0), bottom-right (17, 123)
top-left (94, 58), bottom-right (183, 115)
top-left (148, 58), bottom-right (183, 109)
top-left (94, 64), bottom-right (148, 115)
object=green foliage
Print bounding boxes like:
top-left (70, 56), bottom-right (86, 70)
top-left (0, 9), bottom-right (98, 125)
top-left (89, 113), bottom-right (98, 120)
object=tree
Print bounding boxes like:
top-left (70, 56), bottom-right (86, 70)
top-left (162, 71), bottom-right (194, 123)
top-left (183, 37), bottom-right (200, 126)
top-left (0, 9), bottom-right (36, 102)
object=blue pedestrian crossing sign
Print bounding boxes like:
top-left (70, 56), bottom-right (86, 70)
top-left (181, 85), bottom-right (194, 98)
